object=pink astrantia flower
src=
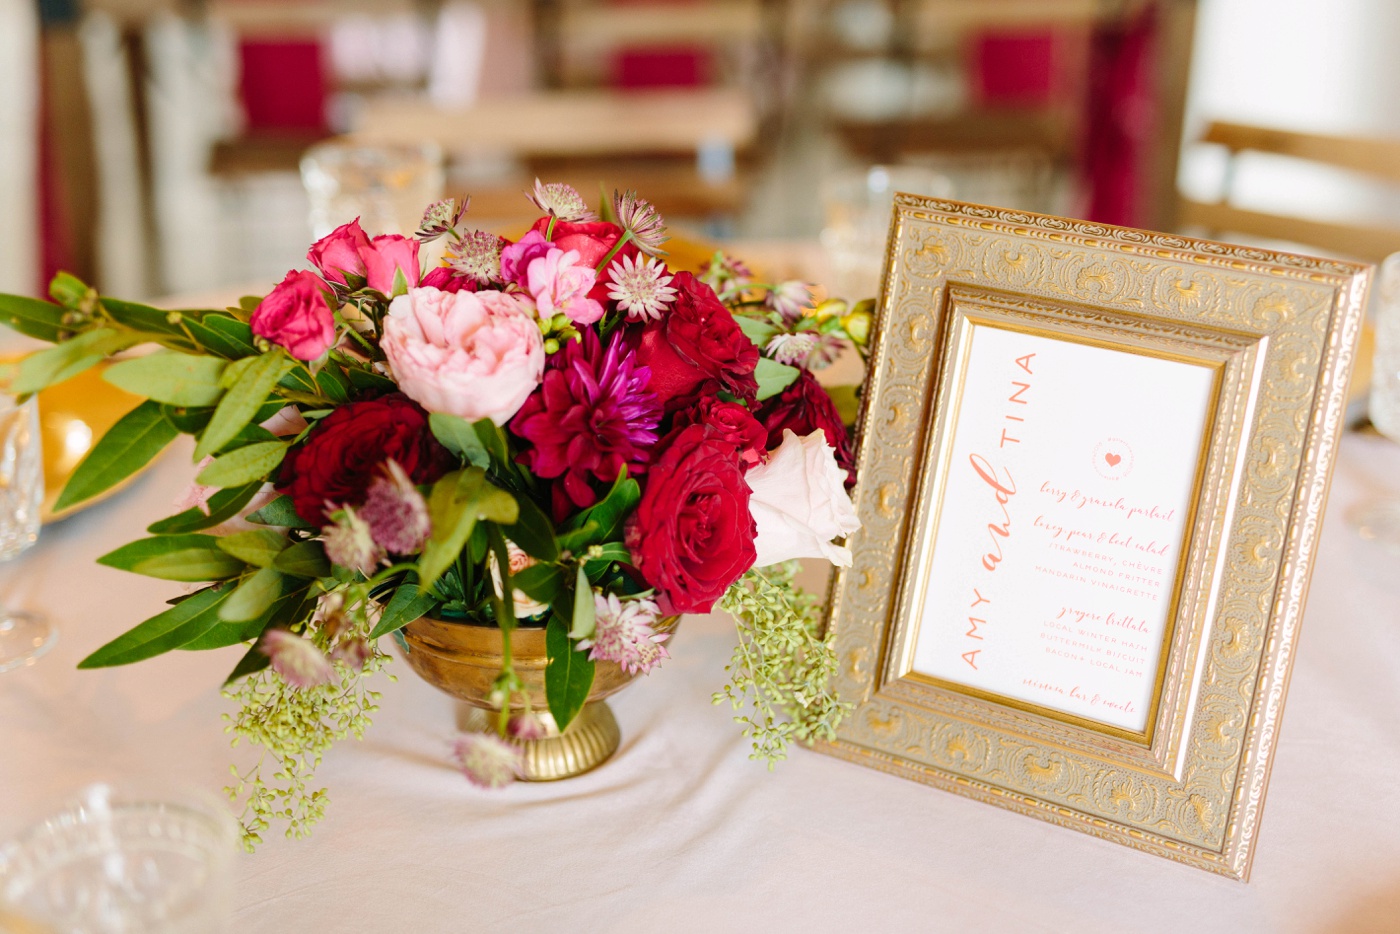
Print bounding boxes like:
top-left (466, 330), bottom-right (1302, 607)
top-left (359, 460), bottom-right (431, 554)
top-left (362, 234), bottom-right (420, 295)
top-left (251, 269), bottom-right (336, 361)
top-left (260, 629), bottom-right (335, 689)
top-left (322, 506), bottom-right (385, 574)
top-left (452, 732), bottom-right (525, 789)
top-left (526, 247), bottom-right (604, 326)
top-left (499, 230), bottom-right (552, 287)
top-left (508, 711), bottom-right (548, 741)
top-left (382, 286), bottom-right (545, 425)
top-left (445, 229), bottom-right (505, 284)
top-left (607, 254), bottom-right (677, 320)
top-left (331, 637), bottom-right (371, 672)
top-left (579, 593), bottom-right (669, 675)
top-left (765, 332), bottom-right (819, 367)
top-left (766, 280), bottom-right (813, 322)
top-left (307, 219), bottom-right (371, 286)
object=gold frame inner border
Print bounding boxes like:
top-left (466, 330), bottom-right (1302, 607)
top-left (814, 196), bottom-right (1370, 881)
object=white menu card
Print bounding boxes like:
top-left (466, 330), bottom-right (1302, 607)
top-left (911, 323), bottom-right (1216, 733)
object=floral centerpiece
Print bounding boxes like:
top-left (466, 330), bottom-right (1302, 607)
top-left (0, 183), bottom-right (871, 848)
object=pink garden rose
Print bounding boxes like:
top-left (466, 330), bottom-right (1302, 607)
top-left (251, 269), bottom-right (336, 360)
top-left (307, 220), bottom-right (371, 286)
top-left (382, 286), bottom-right (545, 425)
top-left (362, 234), bottom-right (420, 295)
top-left (499, 230), bottom-right (551, 286)
top-left (526, 247), bottom-right (604, 326)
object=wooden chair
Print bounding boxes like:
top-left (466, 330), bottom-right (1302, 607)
top-left (1177, 121), bottom-right (1400, 263)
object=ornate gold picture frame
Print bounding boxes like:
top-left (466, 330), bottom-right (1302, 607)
top-left (817, 196), bottom-right (1370, 880)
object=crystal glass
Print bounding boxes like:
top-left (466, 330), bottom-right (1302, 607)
top-left (0, 785), bottom-right (238, 933)
top-left (820, 165), bottom-right (955, 301)
top-left (300, 140), bottom-right (445, 239)
top-left (0, 394), bottom-right (50, 673)
top-left (1353, 252), bottom-right (1400, 547)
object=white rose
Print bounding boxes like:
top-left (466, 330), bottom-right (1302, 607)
top-left (746, 429), bottom-right (861, 568)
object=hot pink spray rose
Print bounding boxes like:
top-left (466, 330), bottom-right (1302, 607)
top-left (307, 219), bottom-right (371, 285)
top-left (499, 230), bottom-right (551, 287)
top-left (382, 286), bottom-right (546, 425)
top-left (526, 247), bottom-right (605, 326)
top-left (362, 234), bottom-right (420, 295)
top-left (251, 269), bottom-right (336, 361)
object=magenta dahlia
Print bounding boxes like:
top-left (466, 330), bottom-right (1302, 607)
top-left (510, 330), bottom-right (663, 511)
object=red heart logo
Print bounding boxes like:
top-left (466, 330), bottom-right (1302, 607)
top-left (1105, 453), bottom-right (1121, 467)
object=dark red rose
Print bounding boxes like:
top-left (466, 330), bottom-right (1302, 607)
top-left (420, 266), bottom-right (478, 293)
top-left (626, 424), bottom-right (757, 614)
top-left (628, 271), bottom-right (759, 413)
top-left (278, 393), bottom-right (455, 524)
top-left (528, 217), bottom-right (640, 303)
top-left (756, 370), bottom-right (856, 488)
top-left (671, 395), bottom-right (766, 470)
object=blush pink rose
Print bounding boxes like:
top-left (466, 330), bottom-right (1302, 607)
top-left (382, 286), bottom-right (545, 425)
top-left (500, 230), bottom-right (551, 286)
top-left (251, 269), bottom-right (336, 360)
top-left (307, 219), bottom-right (371, 286)
top-left (526, 247), bottom-right (604, 326)
top-left (362, 234), bottom-right (420, 295)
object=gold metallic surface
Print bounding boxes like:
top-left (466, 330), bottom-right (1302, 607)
top-left (401, 615), bottom-right (680, 781)
top-left (35, 363), bottom-right (144, 523)
top-left (815, 197), bottom-right (1370, 880)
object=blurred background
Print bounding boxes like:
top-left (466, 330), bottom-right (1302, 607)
top-left (3, 0), bottom-right (1400, 303)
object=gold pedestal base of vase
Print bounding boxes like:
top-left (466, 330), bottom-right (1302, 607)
top-left (457, 701), bottom-right (620, 781)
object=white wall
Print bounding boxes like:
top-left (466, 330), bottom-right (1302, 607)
top-left (0, 0), bottom-right (38, 295)
top-left (1180, 0), bottom-right (1400, 226)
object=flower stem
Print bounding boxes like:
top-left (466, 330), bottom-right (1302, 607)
top-left (594, 229), bottom-right (634, 275)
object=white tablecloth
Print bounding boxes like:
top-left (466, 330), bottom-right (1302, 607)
top-left (5, 432), bottom-right (1400, 933)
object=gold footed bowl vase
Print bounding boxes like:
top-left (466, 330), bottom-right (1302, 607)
top-left (398, 614), bottom-right (680, 781)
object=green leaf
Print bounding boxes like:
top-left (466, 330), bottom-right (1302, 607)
top-left (216, 529), bottom-right (286, 568)
top-left (582, 542), bottom-right (632, 584)
top-left (182, 580), bottom-right (310, 651)
top-left (0, 293), bottom-right (65, 342)
top-left (78, 584), bottom-right (234, 667)
top-left (219, 566), bottom-right (284, 622)
top-left (472, 419), bottom-right (512, 473)
top-left (477, 485), bottom-right (519, 524)
top-left (346, 367), bottom-right (398, 393)
top-left (103, 351), bottom-right (227, 406)
top-left (196, 440), bottom-right (287, 488)
top-left (506, 494), bottom-right (559, 562)
top-left (545, 614), bottom-right (595, 731)
top-left (370, 580), bottom-right (438, 639)
top-left (313, 363), bottom-right (352, 403)
top-left (827, 383), bottom-right (860, 426)
top-left (754, 357), bottom-right (801, 402)
top-left (54, 401), bottom-right (179, 512)
top-left (569, 562), bottom-right (595, 639)
top-left (10, 328), bottom-right (138, 393)
top-left (416, 469), bottom-right (485, 592)
top-left (147, 482), bottom-right (261, 534)
top-left (428, 413), bottom-right (489, 468)
top-left (513, 564), bottom-right (566, 608)
top-left (556, 521), bottom-right (600, 554)
top-left (565, 470), bottom-right (639, 546)
top-left (245, 494), bottom-right (315, 530)
top-left (734, 314), bottom-right (780, 348)
top-left (98, 534), bottom-right (246, 581)
top-left (194, 348), bottom-right (291, 460)
top-left (273, 540), bottom-right (331, 578)
top-left (181, 313), bottom-right (257, 359)
top-left (100, 298), bottom-right (195, 344)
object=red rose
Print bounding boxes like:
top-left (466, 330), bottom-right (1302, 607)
top-left (671, 395), bottom-right (766, 469)
top-left (527, 217), bottom-right (639, 302)
top-left (757, 370), bottom-right (856, 488)
top-left (628, 272), bottom-right (759, 412)
top-left (278, 393), bottom-right (455, 524)
top-left (251, 270), bottom-right (336, 361)
top-left (626, 424), bottom-right (756, 614)
top-left (421, 266), bottom-right (478, 293)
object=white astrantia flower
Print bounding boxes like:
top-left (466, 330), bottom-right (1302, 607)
top-left (766, 280), bottom-right (813, 321)
top-left (579, 593), bottom-right (669, 675)
top-left (452, 732), bottom-right (524, 789)
top-left (746, 429), bottom-right (861, 568)
top-left (765, 332), bottom-right (819, 367)
top-left (260, 629), bottom-right (335, 689)
top-left (607, 254), bottom-right (678, 321)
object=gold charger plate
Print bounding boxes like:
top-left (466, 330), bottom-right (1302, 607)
top-left (37, 364), bottom-right (146, 523)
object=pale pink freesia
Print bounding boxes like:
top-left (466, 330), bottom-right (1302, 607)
top-left (362, 234), bottom-right (420, 295)
top-left (260, 629), bottom-right (335, 688)
top-left (746, 429), bottom-right (861, 568)
top-left (452, 732), bottom-right (524, 789)
top-left (382, 286), bottom-right (545, 425)
top-left (525, 247), bottom-right (604, 325)
top-left (579, 593), bottom-right (669, 675)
